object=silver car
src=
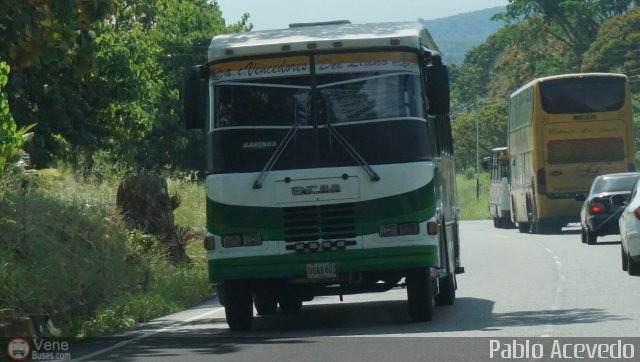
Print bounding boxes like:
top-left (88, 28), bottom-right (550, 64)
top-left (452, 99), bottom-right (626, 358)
top-left (617, 177), bottom-right (640, 275)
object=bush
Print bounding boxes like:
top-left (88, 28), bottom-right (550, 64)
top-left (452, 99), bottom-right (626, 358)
top-left (0, 168), bottom-right (212, 337)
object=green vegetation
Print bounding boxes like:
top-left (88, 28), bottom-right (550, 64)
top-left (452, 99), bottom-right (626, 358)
top-left (1, 0), bottom-right (251, 170)
top-left (0, 170), bottom-right (211, 337)
top-left (457, 172), bottom-right (491, 221)
top-left (451, 1), bottom-right (640, 171)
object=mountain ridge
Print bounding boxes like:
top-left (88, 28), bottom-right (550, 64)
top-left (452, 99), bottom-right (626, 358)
top-left (420, 6), bottom-right (506, 66)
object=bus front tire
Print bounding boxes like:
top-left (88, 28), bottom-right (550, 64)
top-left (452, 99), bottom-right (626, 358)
top-left (406, 268), bottom-right (435, 322)
top-left (223, 281), bottom-right (254, 331)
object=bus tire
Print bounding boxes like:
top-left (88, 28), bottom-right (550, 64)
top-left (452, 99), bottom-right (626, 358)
top-left (517, 222), bottom-right (529, 233)
top-left (279, 295), bottom-right (303, 314)
top-left (406, 267), bottom-right (435, 322)
top-left (254, 293), bottom-right (278, 315)
top-left (223, 281), bottom-right (254, 331)
top-left (622, 244), bottom-right (629, 271)
top-left (587, 231), bottom-right (597, 245)
top-left (435, 272), bottom-right (456, 306)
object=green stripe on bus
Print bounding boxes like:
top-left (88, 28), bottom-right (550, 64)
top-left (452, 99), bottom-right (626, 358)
top-left (206, 181), bottom-right (435, 238)
top-left (209, 245), bottom-right (438, 281)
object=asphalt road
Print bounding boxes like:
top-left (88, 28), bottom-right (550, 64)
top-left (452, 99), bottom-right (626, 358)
top-left (68, 220), bottom-right (640, 362)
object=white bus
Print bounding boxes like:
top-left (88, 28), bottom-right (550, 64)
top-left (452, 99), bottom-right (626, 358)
top-left (488, 147), bottom-right (514, 228)
top-left (183, 20), bottom-right (463, 330)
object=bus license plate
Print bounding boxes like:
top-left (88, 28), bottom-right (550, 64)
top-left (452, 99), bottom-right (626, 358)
top-left (306, 263), bottom-right (337, 279)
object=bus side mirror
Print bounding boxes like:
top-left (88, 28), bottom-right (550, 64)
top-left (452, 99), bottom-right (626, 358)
top-left (481, 157), bottom-right (490, 171)
top-left (183, 65), bottom-right (207, 130)
top-left (425, 56), bottom-right (450, 115)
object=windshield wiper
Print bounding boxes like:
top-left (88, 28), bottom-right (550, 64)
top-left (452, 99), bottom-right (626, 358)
top-left (327, 123), bottom-right (380, 182)
top-left (253, 122), bottom-right (300, 189)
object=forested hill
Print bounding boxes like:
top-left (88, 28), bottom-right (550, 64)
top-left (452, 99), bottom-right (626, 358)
top-left (420, 6), bottom-right (505, 66)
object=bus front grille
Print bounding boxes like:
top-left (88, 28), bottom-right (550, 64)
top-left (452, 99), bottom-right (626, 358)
top-left (282, 203), bottom-right (356, 243)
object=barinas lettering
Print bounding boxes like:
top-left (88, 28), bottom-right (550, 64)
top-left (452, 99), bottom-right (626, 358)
top-left (242, 141), bottom-right (278, 150)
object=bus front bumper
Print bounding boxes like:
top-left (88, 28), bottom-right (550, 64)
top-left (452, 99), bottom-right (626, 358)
top-left (208, 245), bottom-right (438, 282)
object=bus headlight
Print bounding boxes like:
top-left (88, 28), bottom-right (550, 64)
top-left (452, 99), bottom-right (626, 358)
top-left (242, 233), bottom-right (262, 246)
top-left (379, 223), bottom-right (419, 237)
top-left (221, 233), bottom-right (263, 248)
top-left (222, 235), bottom-right (242, 248)
top-left (379, 224), bottom-right (398, 237)
top-left (398, 223), bottom-right (419, 235)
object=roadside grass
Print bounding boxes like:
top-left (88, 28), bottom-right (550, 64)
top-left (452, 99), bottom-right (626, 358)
top-left (0, 169), bottom-right (212, 337)
top-left (456, 171), bottom-right (491, 220)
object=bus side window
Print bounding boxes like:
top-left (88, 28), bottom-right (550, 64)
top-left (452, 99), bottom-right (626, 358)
top-left (426, 117), bottom-right (438, 157)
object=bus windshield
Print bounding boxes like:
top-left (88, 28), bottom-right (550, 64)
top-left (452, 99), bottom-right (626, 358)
top-left (215, 79), bottom-right (310, 127)
top-left (318, 72), bottom-right (424, 123)
top-left (540, 76), bottom-right (625, 114)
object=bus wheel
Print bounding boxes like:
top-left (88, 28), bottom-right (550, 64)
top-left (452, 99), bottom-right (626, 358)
top-left (224, 281), bottom-right (254, 331)
top-left (517, 222), bottom-right (529, 233)
top-left (279, 294), bottom-right (303, 314)
top-left (586, 231), bottom-right (597, 245)
top-left (406, 267), bottom-right (435, 322)
top-left (435, 272), bottom-right (456, 306)
top-left (254, 292), bottom-right (277, 315)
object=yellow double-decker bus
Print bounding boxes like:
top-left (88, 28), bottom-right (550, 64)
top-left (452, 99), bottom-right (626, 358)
top-left (508, 73), bottom-right (635, 234)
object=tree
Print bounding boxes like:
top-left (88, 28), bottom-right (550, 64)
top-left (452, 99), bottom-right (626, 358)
top-left (0, 0), bottom-right (118, 71)
top-left (3, 0), bottom-right (252, 170)
top-left (581, 7), bottom-right (640, 80)
top-left (452, 101), bottom-right (509, 172)
top-left (496, 0), bottom-right (638, 64)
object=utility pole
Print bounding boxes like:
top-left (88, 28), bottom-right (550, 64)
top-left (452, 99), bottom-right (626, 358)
top-left (475, 100), bottom-right (480, 200)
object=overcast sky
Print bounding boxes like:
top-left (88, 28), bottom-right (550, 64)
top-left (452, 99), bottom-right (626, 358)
top-left (218, 0), bottom-right (509, 31)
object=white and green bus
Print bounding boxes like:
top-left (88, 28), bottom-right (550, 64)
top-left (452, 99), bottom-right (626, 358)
top-left (183, 20), bottom-right (463, 330)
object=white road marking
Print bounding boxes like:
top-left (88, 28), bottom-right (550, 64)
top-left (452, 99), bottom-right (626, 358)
top-left (71, 307), bottom-right (225, 361)
top-left (540, 247), bottom-right (565, 338)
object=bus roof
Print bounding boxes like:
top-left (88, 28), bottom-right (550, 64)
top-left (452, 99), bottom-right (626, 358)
top-left (208, 21), bottom-right (440, 61)
top-left (510, 72), bottom-right (628, 98)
